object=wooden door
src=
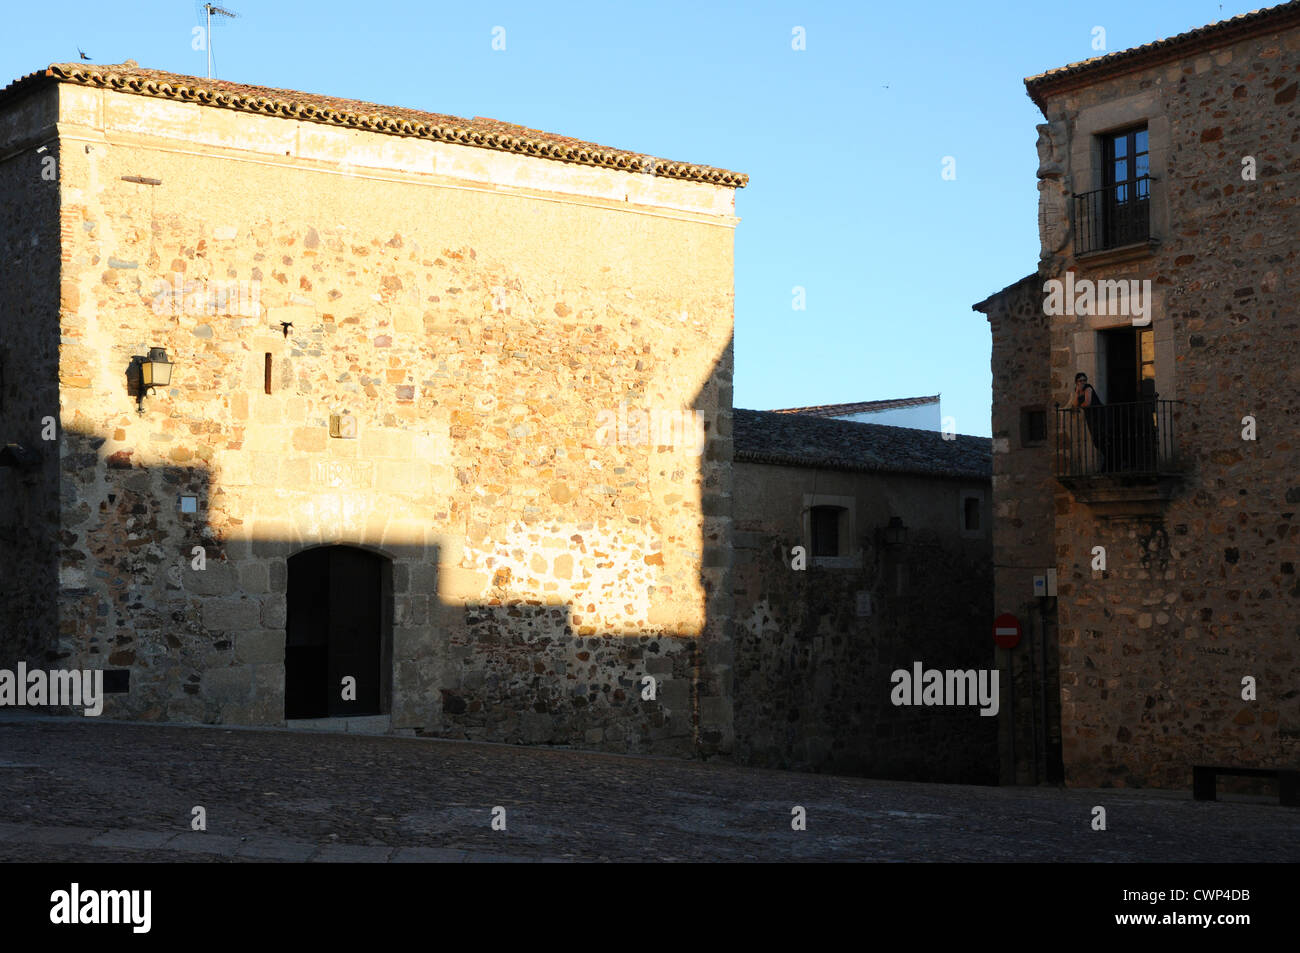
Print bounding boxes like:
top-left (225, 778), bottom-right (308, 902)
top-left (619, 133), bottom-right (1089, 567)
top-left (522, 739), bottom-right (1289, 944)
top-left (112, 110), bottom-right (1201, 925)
top-left (286, 547), bottom-right (383, 718)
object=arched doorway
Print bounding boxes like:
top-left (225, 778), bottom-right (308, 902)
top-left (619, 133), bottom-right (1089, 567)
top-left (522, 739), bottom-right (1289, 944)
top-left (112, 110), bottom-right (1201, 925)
top-left (285, 546), bottom-right (392, 719)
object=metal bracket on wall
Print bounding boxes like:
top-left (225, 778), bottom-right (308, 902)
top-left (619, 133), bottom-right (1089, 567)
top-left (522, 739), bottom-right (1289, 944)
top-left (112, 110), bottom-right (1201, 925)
top-left (0, 443), bottom-right (41, 467)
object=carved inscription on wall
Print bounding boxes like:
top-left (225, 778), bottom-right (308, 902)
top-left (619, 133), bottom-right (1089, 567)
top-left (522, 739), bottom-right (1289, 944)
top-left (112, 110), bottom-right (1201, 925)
top-left (312, 460), bottom-right (374, 489)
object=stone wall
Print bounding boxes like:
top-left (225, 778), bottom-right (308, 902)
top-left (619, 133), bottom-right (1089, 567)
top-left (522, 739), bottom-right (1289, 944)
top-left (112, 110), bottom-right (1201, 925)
top-left (39, 81), bottom-right (739, 755)
top-left (976, 274), bottom-right (1063, 784)
top-left (732, 461), bottom-right (996, 783)
top-left (0, 85), bottom-right (62, 669)
top-left (1028, 22), bottom-right (1300, 787)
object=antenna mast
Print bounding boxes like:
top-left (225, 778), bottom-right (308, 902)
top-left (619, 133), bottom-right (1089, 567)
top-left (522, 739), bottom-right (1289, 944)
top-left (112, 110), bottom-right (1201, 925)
top-left (203, 3), bottom-right (239, 79)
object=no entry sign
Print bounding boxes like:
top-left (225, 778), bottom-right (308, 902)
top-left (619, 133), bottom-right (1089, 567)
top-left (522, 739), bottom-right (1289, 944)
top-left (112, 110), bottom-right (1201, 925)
top-left (994, 613), bottom-right (1021, 649)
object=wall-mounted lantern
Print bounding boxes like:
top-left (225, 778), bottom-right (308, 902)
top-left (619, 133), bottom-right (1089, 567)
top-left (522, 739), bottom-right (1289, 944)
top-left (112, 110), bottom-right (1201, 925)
top-left (0, 443), bottom-right (41, 468)
top-left (132, 347), bottom-right (173, 412)
top-left (141, 347), bottom-right (173, 391)
top-left (881, 516), bottom-right (909, 548)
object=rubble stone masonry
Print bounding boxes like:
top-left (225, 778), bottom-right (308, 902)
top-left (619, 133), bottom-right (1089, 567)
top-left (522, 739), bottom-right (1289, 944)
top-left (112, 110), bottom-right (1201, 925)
top-left (731, 462), bottom-right (995, 784)
top-left (0, 87), bottom-right (62, 670)
top-left (0, 78), bottom-right (740, 757)
top-left (976, 275), bottom-right (1062, 785)
top-left (983, 13), bottom-right (1300, 788)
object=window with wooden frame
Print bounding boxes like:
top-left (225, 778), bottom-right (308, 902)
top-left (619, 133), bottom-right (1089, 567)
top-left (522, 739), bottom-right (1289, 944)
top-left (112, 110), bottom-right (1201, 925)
top-left (1101, 124), bottom-right (1150, 247)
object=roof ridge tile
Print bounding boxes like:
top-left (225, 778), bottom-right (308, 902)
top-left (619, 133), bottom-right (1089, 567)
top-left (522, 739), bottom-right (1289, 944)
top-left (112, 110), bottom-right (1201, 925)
top-left (0, 62), bottom-right (747, 188)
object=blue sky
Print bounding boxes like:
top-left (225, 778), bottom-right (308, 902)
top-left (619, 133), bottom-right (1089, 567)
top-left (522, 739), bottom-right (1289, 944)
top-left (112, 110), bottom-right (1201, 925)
top-left (2, 0), bottom-right (1264, 436)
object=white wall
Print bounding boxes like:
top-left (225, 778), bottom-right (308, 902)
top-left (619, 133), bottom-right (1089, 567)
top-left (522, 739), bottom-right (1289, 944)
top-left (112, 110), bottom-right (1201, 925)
top-left (831, 403), bottom-right (940, 431)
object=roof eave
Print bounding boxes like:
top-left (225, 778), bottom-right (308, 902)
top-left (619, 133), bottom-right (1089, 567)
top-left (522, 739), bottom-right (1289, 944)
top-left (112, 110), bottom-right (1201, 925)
top-left (972, 272), bottom-right (1040, 314)
top-left (1023, 0), bottom-right (1300, 109)
top-left (734, 449), bottom-right (990, 482)
top-left (1, 62), bottom-right (748, 189)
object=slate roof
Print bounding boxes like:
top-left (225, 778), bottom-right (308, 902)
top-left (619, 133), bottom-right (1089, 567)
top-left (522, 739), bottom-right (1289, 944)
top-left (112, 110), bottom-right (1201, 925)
top-left (0, 61), bottom-right (747, 188)
top-left (771, 395), bottom-right (939, 417)
top-left (734, 409), bottom-right (990, 480)
top-left (1025, 1), bottom-right (1300, 106)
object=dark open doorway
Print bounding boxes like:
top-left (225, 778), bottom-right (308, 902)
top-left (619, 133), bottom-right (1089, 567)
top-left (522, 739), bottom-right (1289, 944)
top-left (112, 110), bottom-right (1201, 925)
top-left (285, 546), bottom-right (392, 719)
top-left (1099, 327), bottom-right (1158, 473)
top-left (1100, 325), bottom-right (1156, 403)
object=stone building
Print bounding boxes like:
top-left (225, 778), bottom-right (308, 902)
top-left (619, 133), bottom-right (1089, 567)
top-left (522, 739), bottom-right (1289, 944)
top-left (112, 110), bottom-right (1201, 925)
top-left (0, 61), bottom-right (744, 757)
top-left (975, 2), bottom-right (1300, 788)
top-left (731, 410), bottom-right (995, 783)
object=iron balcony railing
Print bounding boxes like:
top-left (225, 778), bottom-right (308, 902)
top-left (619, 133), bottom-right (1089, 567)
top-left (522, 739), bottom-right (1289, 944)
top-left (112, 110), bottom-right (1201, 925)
top-left (1074, 177), bottom-right (1151, 255)
top-left (1055, 398), bottom-right (1179, 478)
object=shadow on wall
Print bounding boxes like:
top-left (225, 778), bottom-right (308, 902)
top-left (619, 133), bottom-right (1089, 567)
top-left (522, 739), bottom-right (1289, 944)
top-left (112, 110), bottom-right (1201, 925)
top-left (732, 531), bottom-right (997, 785)
top-left (728, 461), bottom-right (998, 785)
top-left (0, 138), bottom-right (61, 674)
top-left (4, 337), bottom-right (732, 760)
top-left (0, 435), bottom-right (58, 671)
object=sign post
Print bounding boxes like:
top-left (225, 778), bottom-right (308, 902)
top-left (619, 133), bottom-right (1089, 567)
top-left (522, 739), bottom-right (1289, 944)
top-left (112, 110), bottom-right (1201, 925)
top-left (994, 612), bottom-right (1020, 782)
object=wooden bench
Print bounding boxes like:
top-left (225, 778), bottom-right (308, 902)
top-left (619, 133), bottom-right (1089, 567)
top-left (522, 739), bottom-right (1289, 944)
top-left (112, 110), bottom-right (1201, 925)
top-left (1193, 765), bottom-right (1299, 806)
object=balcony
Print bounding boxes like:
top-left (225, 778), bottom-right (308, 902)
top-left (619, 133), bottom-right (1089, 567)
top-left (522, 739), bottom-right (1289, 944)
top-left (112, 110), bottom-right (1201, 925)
top-left (1073, 178), bottom-right (1152, 256)
top-left (1055, 399), bottom-right (1184, 515)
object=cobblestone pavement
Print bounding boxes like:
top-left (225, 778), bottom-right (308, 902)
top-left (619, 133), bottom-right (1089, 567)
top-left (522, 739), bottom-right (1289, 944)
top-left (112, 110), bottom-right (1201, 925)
top-left (1, 715), bottom-right (1296, 862)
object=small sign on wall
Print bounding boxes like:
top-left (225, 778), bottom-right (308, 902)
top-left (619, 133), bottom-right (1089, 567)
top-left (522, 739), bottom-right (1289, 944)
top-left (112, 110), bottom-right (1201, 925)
top-left (994, 612), bottom-right (1022, 649)
top-left (329, 413), bottom-right (357, 439)
top-left (855, 591), bottom-right (872, 618)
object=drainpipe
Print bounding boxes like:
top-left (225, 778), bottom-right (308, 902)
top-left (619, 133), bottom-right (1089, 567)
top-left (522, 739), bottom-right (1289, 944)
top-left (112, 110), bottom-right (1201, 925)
top-left (1007, 649), bottom-right (1015, 784)
top-left (1031, 605), bottom-right (1044, 784)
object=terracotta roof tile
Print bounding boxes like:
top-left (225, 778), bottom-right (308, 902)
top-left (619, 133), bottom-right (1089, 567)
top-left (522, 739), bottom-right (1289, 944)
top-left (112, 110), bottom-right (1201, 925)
top-left (1025, 1), bottom-right (1300, 106)
top-left (0, 61), bottom-right (747, 188)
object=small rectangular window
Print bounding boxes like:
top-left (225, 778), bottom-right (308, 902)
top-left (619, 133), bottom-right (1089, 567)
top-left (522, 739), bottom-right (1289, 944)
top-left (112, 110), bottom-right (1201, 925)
top-left (264, 353), bottom-right (273, 394)
top-left (810, 506), bottom-right (843, 557)
top-left (1020, 406), bottom-right (1047, 446)
top-left (959, 489), bottom-right (984, 538)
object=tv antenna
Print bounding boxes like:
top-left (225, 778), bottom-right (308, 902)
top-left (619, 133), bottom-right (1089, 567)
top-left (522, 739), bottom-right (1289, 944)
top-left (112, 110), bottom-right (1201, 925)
top-left (203, 3), bottom-right (238, 80)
